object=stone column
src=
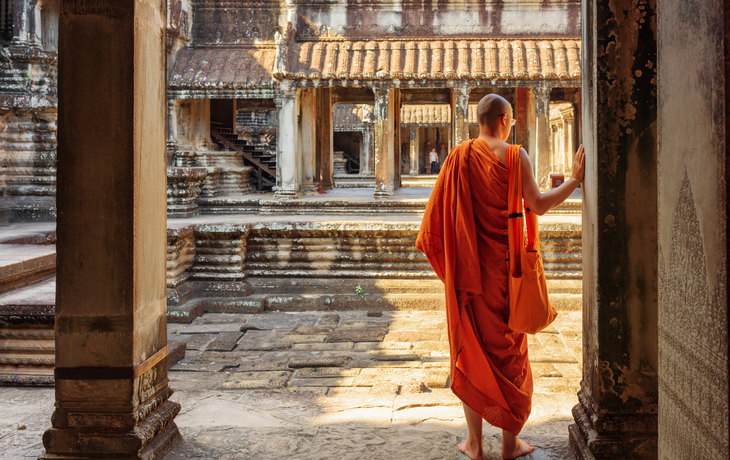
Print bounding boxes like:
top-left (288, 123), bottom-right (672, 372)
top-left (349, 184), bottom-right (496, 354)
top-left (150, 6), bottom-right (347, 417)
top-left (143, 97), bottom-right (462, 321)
top-left (167, 98), bottom-right (179, 164)
top-left (657, 0), bottom-right (729, 458)
top-left (275, 81), bottom-right (298, 199)
top-left (317, 87), bottom-right (334, 189)
top-left (451, 84), bottom-right (471, 147)
top-left (514, 88), bottom-right (530, 150)
top-left (191, 99), bottom-right (211, 150)
top-left (42, 1), bottom-right (181, 459)
top-left (299, 88), bottom-right (317, 193)
top-left (373, 85), bottom-right (394, 199)
top-left (535, 85), bottom-right (551, 190)
top-left (562, 108), bottom-right (574, 174)
top-left (11, 0), bottom-right (30, 45)
top-left (409, 128), bottom-right (419, 176)
top-left (360, 109), bottom-right (374, 176)
top-left (569, 0), bottom-right (658, 458)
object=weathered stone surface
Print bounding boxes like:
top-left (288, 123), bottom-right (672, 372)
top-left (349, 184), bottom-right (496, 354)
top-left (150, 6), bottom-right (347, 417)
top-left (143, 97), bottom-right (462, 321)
top-left (185, 334), bottom-right (214, 351)
top-left (288, 356), bottom-right (350, 368)
top-left (370, 352), bottom-right (421, 362)
top-left (355, 369), bottom-right (449, 389)
top-left (294, 367), bottom-right (360, 378)
top-left (291, 342), bottom-right (354, 351)
top-left (370, 382), bottom-right (399, 395)
top-left (205, 331), bottom-right (244, 352)
top-left (326, 327), bottom-right (388, 343)
top-left (220, 371), bottom-right (292, 390)
top-left (318, 314), bottom-right (340, 328)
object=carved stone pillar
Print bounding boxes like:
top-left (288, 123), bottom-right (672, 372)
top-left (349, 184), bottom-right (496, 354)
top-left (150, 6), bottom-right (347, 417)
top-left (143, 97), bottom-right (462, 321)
top-left (317, 87), bottom-right (334, 189)
top-left (569, 0), bottom-right (658, 458)
top-left (373, 85), bottom-right (394, 199)
top-left (451, 84), bottom-right (471, 147)
top-left (409, 128), bottom-right (419, 176)
top-left (275, 82), bottom-right (299, 199)
top-left (42, 1), bottom-right (181, 458)
top-left (535, 85), bottom-right (551, 190)
top-left (561, 108), bottom-right (574, 174)
top-left (361, 121), bottom-right (373, 176)
top-left (299, 88), bottom-right (317, 193)
top-left (11, 0), bottom-right (30, 45)
top-left (167, 98), bottom-right (179, 164)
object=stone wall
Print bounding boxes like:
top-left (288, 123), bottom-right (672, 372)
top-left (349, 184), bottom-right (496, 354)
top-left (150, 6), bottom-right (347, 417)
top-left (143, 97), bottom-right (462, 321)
top-left (165, 221), bottom-right (582, 322)
top-left (656, 0), bottom-right (729, 457)
top-left (190, 0), bottom-right (581, 45)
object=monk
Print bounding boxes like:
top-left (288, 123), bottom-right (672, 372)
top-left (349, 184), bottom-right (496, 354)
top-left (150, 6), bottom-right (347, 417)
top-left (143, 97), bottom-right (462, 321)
top-left (416, 94), bottom-right (585, 460)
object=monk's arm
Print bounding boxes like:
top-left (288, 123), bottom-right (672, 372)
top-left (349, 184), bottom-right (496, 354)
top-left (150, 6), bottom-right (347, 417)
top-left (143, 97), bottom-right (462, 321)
top-left (520, 145), bottom-right (586, 216)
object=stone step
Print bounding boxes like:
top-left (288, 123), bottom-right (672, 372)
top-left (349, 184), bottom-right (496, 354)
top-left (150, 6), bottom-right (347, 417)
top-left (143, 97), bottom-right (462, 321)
top-left (0, 244), bottom-right (56, 295)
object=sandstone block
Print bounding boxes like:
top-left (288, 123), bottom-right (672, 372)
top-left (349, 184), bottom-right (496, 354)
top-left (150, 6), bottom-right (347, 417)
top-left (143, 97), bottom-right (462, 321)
top-left (326, 327), bottom-right (387, 343)
top-left (384, 331), bottom-right (441, 342)
top-left (369, 352), bottom-right (421, 362)
top-left (291, 342), bottom-right (354, 351)
top-left (289, 377), bottom-right (357, 387)
top-left (399, 381), bottom-right (429, 395)
top-left (294, 368), bottom-right (360, 378)
top-left (288, 356), bottom-right (350, 368)
top-left (318, 314), bottom-right (340, 328)
top-left (371, 382), bottom-right (399, 395)
top-left (184, 334), bottom-right (213, 351)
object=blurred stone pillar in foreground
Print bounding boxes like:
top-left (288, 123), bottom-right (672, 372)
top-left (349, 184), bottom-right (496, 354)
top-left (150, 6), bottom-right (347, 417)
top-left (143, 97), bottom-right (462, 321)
top-left (42, 0), bottom-right (181, 458)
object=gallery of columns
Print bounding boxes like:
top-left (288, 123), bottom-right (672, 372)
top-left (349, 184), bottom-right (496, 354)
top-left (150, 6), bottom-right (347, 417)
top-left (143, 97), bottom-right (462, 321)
top-left (168, 39), bottom-right (582, 198)
top-left (25, 0), bottom-right (730, 458)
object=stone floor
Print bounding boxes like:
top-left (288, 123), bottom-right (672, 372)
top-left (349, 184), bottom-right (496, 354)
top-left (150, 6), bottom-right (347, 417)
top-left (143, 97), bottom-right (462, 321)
top-left (0, 310), bottom-right (581, 459)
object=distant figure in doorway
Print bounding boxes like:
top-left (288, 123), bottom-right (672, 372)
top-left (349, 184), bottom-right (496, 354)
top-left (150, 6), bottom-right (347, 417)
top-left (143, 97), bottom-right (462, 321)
top-left (429, 148), bottom-right (439, 174)
top-left (416, 94), bottom-right (585, 460)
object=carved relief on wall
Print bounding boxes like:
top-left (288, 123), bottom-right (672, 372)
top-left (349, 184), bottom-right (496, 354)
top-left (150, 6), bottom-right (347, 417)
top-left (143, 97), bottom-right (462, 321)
top-left (192, 6), bottom-right (282, 45)
top-left (658, 172), bottom-right (729, 459)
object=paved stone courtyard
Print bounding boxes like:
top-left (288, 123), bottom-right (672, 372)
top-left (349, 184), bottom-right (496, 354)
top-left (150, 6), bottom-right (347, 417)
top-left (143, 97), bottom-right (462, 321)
top-left (0, 310), bottom-right (581, 459)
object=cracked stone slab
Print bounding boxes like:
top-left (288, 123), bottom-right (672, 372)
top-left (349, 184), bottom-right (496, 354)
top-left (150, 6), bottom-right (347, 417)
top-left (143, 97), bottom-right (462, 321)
top-left (220, 370), bottom-right (292, 390)
top-left (355, 368), bottom-right (450, 389)
top-left (205, 331), bottom-right (244, 351)
top-left (326, 327), bottom-right (388, 343)
top-left (185, 334), bottom-right (214, 351)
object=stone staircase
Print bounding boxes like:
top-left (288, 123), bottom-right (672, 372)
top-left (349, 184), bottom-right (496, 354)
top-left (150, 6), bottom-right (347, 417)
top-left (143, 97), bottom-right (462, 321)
top-left (401, 175), bottom-right (439, 188)
top-left (333, 174), bottom-right (376, 188)
top-left (166, 221), bottom-right (582, 323)
top-left (209, 123), bottom-right (276, 190)
top-left (0, 235), bottom-right (56, 386)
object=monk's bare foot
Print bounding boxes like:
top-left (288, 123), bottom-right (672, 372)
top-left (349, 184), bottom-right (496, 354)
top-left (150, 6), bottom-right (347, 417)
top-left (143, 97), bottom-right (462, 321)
top-left (502, 431), bottom-right (534, 459)
top-left (457, 436), bottom-right (484, 460)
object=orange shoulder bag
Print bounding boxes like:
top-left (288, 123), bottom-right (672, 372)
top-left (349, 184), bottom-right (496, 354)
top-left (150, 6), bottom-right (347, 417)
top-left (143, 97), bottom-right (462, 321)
top-left (506, 145), bottom-right (557, 334)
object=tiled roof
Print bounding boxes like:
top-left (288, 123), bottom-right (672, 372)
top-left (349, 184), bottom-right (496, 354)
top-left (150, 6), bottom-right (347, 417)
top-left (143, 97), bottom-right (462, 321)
top-left (169, 47), bottom-right (277, 91)
top-left (290, 39), bottom-right (581, 81)
top-left (169, 39), bottom-right (581, 92)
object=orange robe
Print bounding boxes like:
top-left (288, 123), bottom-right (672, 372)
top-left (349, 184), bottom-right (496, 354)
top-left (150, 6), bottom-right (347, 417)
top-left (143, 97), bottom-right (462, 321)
top-left (416, 138), bottom-right (532, 434)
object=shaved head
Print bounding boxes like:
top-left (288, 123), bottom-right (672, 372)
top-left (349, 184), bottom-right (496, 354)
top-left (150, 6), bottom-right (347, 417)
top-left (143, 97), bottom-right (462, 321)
top-left (477, 94), bottom-right (512, 128)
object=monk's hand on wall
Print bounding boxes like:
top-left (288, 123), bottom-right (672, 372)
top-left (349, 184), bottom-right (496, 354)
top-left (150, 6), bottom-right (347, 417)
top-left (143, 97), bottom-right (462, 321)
top-left (571, 145), bottom-right (586, 184)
